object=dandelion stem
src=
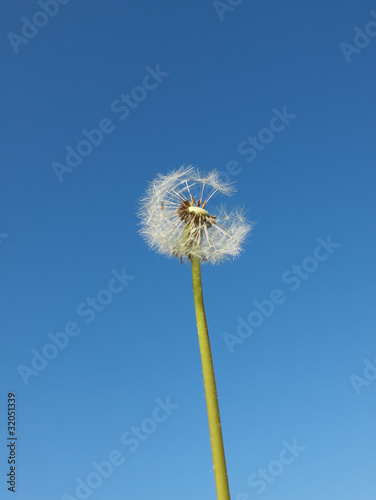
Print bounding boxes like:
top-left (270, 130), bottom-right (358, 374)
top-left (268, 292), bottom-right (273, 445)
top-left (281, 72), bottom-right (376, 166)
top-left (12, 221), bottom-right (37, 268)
top-left (190, 255), bottom-right (231, 500)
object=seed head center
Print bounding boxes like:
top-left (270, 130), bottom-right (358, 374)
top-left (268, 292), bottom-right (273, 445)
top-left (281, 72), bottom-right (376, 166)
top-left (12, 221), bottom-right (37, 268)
top-left (187, 206), bottom-right (210, 216)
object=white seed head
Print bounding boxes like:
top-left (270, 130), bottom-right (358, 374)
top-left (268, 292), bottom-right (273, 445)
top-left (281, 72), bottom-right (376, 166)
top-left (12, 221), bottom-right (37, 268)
top-left (138, 166), bottom-right (253, 264)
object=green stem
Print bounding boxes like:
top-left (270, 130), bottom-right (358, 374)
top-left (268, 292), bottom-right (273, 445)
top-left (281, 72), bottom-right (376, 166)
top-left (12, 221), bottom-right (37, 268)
top-left (190, 255), bottom-right (231, 500)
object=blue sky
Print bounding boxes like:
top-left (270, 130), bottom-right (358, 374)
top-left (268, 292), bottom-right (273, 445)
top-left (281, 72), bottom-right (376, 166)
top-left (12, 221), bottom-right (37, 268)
top-left (1, 1), bottom-right (376, 499)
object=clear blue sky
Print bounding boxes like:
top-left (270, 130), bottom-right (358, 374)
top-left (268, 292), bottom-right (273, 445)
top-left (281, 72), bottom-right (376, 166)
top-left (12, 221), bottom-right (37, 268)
top-left (1, 1), bottom-right (376, 499)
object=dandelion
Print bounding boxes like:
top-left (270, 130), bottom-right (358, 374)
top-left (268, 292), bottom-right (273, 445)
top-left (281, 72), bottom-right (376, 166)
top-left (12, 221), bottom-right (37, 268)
top-left (138, 166), bottom-right (251, 264)
top-left (138, 166), bottom-right (253, 500)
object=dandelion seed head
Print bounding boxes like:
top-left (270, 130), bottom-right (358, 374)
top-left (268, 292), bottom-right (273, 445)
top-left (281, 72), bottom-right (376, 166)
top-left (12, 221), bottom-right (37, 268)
top-left (138, 166), bottom-right (252, 264)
